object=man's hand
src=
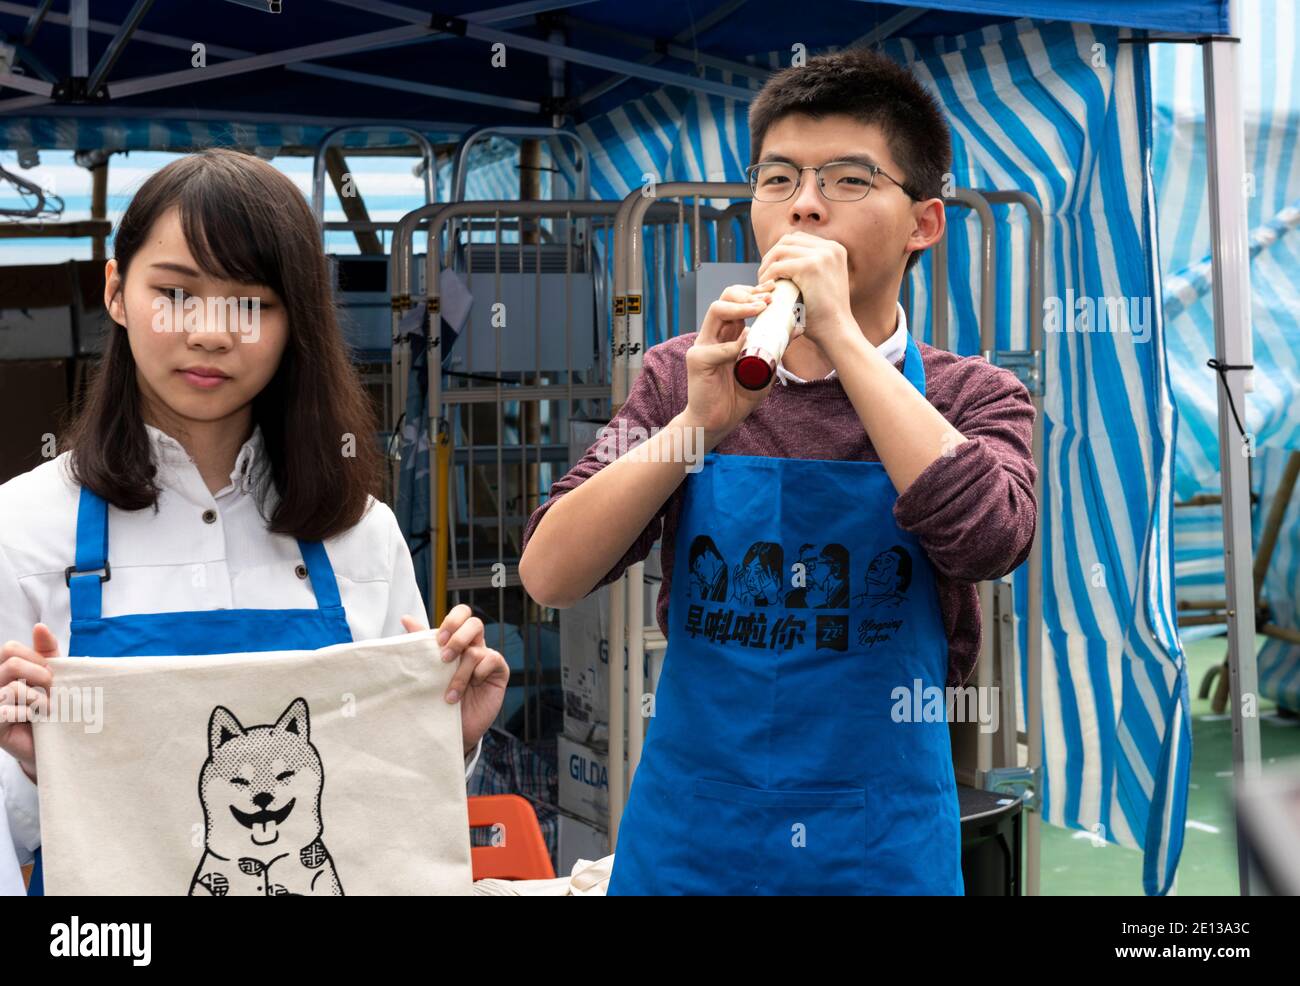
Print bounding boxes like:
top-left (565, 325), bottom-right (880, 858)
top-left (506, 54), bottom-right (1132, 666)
top-left (681, 282), bottom-right (778, 450)
top-left (0, 624), bottom-right (58, 784)
top-left (401, 608), bottom-right (508, 757)
top-left (756, 231), bottom-right (858, 356)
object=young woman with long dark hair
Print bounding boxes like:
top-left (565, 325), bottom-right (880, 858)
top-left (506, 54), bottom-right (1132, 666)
top-left (0, 149), bottom-right (507, 895)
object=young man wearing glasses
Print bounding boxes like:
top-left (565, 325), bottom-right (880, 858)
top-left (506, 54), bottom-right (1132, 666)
top-left (520, 47), bottom-right (1038, 895)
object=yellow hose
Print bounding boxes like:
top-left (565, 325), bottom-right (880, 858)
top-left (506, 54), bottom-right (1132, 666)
top-left (434, 418), bottom-right (451, 625)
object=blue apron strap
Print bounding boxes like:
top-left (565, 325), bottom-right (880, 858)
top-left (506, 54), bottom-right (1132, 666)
top-left (68, 487), bottom-right (109, 622)
top-left (296, 540), bottom-right (343, 609)
top-left (27, 846), bottom-right (44, 896)
top-left (900, 330), bottom-right (926, 398)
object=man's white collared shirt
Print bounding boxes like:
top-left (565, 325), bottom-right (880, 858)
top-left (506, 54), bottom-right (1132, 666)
top-left (775, 302), bottom-right (910, 386)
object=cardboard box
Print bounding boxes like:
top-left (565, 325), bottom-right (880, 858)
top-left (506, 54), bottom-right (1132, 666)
top-left (679, 262), bottom-right (760, 333)
top-left (0, 261), bottom-right (111, 359)
top-left (0, 306), bottom-right (73, 359)
top-left (454, 272), bottom-right (596, 374)
top-left (557, 734), bottom-right (612, 827)
top-left (556, 812), bottom-right (609, 875)
top-left (560, 588), bottom-right (610, 746)
top-left (560, 550), bottom-right (661, 748)
top-left (559, 418), bottom-right (665, 744)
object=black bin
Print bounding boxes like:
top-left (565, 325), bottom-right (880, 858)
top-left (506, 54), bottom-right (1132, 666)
top-left (959, 784), bottom-right (1023, 895)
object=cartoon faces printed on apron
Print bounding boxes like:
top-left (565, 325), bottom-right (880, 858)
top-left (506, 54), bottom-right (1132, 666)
top-left (684, 535), bottom-right (915, 654)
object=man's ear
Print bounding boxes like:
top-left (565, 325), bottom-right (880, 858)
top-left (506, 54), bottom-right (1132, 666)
top-left (103, 258), bottom-right (127, 329)
top-left (904, 199), bottom-right (946, 274)
top-left (906, 198), bottom-right (946, 260)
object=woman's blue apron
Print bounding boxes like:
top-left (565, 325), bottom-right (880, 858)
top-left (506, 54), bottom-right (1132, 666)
top-left (607, 331), bottom-right (963, 895)
top-left (27, 486), bottom-right (353, 895)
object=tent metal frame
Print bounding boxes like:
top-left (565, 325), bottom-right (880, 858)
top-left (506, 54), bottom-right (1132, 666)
top-left (385, 194), bottom-right (698, 740)
top-left (1202, 16), bottom-right (1261, 898)
top-left (1127, 0), bottom-right (1258, 896)
top-left (0, 0), bottom-right (754, 111)
top-left (0, 0), bottom-right (1258, 896)
top-left (0, 0), bottom-right (613, 114)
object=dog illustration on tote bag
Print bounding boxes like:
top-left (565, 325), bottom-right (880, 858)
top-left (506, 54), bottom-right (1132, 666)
top-left (189, 698), bottom-right (345, 896)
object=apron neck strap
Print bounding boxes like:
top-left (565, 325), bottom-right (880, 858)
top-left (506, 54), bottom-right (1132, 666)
top-left (67, 486), bottom-right (344, 622)
top-left (68, 487), bottom-right (110, 621)
top-left (900, 330), bottom-right (926, 398)
top-left (296, 539), bottom-right (343, 609)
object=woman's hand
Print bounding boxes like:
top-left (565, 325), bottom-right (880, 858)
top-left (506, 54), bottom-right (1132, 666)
top-left (682, 282), bottom-right (779, 450)
top-left (401, 607), bottom-right (508, 758)
top-left (0, 624), bottom-right (59, 783)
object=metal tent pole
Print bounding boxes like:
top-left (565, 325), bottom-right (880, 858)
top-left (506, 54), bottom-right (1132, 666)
top-left (1202, 1), bottom-right (1262, 897)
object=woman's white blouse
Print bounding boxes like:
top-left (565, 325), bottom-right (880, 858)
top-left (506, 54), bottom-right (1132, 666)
top-left (0, 423), bottom-right (480, 881)
top-left (0, 760), bottom-right (25, 895)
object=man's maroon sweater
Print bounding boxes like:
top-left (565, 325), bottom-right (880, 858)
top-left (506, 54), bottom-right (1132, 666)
top-left (521, 332), bottom-right (1038, 688)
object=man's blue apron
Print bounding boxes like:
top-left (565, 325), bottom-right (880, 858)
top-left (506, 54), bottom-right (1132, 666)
top-left (28, 486), bottom-right (353, 895)
top-left (607, 331), bottom-right (963, 895)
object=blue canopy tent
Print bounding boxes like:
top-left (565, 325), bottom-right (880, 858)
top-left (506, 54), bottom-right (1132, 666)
top-left (0, 1), bottom-right (1229, 148)
top-left (1153, 0), bottom-right (1300, 713)
top-left (0, 0), bottom-right (1257, 896)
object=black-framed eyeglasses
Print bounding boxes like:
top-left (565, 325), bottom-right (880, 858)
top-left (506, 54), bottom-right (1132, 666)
top-left (746, 160), bottom-right (918, 203)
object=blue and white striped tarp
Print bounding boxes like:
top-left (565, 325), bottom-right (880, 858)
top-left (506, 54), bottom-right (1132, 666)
top-left (1152, 0), bottom-right (1300, 703)
top-left (563, 17), bottom-right (1189, 894)
top-left (888, 18), bottom-right (1188, 898)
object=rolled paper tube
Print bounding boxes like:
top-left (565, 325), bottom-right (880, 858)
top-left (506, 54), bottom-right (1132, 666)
top-left (734, 279), bottom-right (801, 391)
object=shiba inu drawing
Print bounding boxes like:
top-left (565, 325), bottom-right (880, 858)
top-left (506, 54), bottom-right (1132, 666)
top-left (188, 698), bottom-right (344, 896)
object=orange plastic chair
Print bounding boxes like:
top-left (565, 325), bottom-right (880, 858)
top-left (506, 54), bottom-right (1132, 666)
top-left (467, 794), bottom-right (556, 881)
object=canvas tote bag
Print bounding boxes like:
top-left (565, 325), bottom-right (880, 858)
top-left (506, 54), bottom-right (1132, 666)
top-left (33, 630), bottom-right (473, 895)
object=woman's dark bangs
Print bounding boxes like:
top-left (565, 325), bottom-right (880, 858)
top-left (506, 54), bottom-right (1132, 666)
top-left (177, 173), bottom-right (284, 294)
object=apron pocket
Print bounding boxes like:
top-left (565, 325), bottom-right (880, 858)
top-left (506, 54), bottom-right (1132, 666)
top-left (691, 778), bottom-right (868, 895)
